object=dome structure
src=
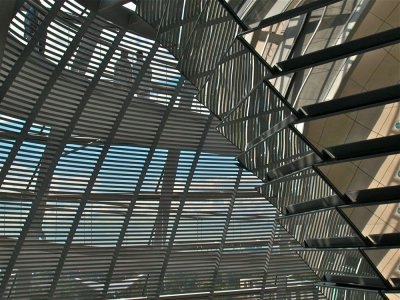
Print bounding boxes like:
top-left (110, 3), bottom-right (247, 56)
top-left (0, 0), bottom-right (399, 299)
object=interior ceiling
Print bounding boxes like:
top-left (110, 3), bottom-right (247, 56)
top-left (0, 0), bottom-right (399, 299)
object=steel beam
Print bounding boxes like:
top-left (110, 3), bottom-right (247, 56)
top-left (0, 28), bottom-right (126, 299)
top-left (0, 1), bottom-right (66, 105)
top-left (367, 233), bottom-right (400, 247)
top-left (323, 135), bottom-right (400, 160)
top-left (0, 0), bottom-right (25, 66)
top-left (101, 76), bottom-right (184, 297)
top-left (245, 0), bottom-right (341, 33)
top-left (0, 8), bottom-right (95, 189)
top-left (266, 152), bottom-right (322, 180)
top-left (208, 168), bottom-right (243, 298)
top-left (324, 274), bottom-right (386, 289)
top-left (346, 185), bottom-right (400, 205)
top-left (304, 236), bottom-right (365, 248)
top-left (49, 41), bottom-right (160, 298)
top-left (259, 211), bottom-right (279, 300)
top-left (286, 194), bottom-right (345, 215)
top-left (152, 115), bottom-right (213, 299)
top-left (217, 0), bottom-right (248, 30)
top-left (76, 0), bottom-right (157, 39)
top-left (152, 150), bottom-right (179, 246)
top-left (297, 85), bottom-right (400, 122)
top-left (273, 28), bottom-right (400, 76)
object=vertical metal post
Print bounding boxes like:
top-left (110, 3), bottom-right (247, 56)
top-left (151, 115), bottom-right (213, 299)
top-left (208, 168), bottom-right (243, 299)
top-left (48, 38), bottom-right (158, 298)
top-left (101, 76), bottom-right (185, 297)
top-left (4, 30), bottom-right (121, 296)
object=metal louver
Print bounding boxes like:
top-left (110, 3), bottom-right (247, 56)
top-left (0, 0), bottom-right (399, 299)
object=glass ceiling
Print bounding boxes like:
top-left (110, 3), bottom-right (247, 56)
top-left (0, 0), bottom-right (398, 299)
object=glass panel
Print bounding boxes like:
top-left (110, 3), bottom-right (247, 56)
top-left (243, 14), bottom-right (305, 66)
top-left (300, 249), bottom-right (379, 278)
top-left (365, 248), bottom-right (400, 287)
top-left (342, 203), bottom-right (399, 237)
top-left (298, 101), bottom-right (400, 150)
top-left (319, 285), bottom-right (384, 300)
top-left (385, 292), bottom-right (400, 300)
top-left (270, 45), bottom-right (399, 109)
top-left (228, 0), bottom-right (315, 27)
top-left (317, 154), bottom-right (400, 193)
top-left (242, 0), bottom-right (399, 67)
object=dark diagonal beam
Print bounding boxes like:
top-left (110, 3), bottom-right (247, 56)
top-left (0, 0), bottom-right (66, 104)
top-left (0, 28), bottom-right (125, 299)
top-left (323, 135), bottom-right (400, 161)
top-left (297, 85), bottom-right (400, 122)
top-left (245, 0), bottom-right (343, 33)
top-left (274, 28), bottom-right (400, 76)
top-left (208, 168), bottom-right (243, 298)
top-left (0, 0), bottom-right (25, 66)
top-left (0, 8), bottom-right (95, 188)
top-left (259, 211), bottom-right (279, 300)
top-left (48, 39), bottom-right (159, 299)
top-left (152, 149), bottom-right (180, 246)
top-left (346, 185), bottom-right (400, 205)
top-left (101, 76), bottom-right (185, 297)
top-left (152, 115), bottom-right (213, 299)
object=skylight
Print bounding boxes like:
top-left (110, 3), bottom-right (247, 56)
top-left (123, 1), bottom-right (136, 12)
